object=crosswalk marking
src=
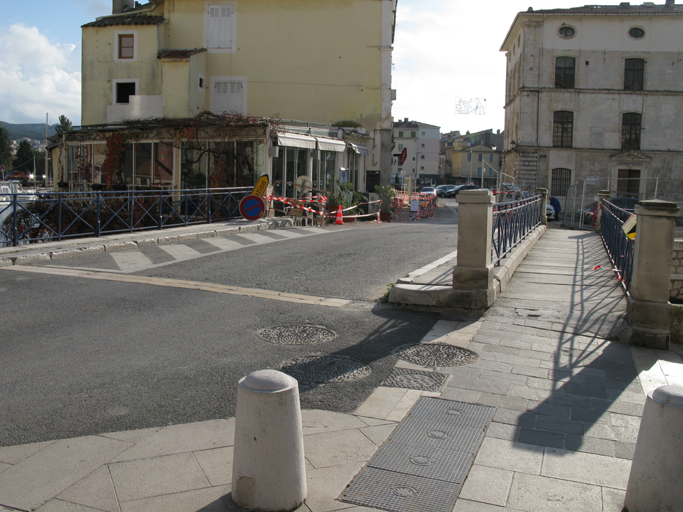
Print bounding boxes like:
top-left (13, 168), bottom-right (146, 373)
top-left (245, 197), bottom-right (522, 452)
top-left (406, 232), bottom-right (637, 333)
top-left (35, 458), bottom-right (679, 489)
top-left (235, 233), bottom-right (279, 244)
top-left (156, 244), bottom-right (203, 262)
top-left (110, 252), bottom-right (154, 273)
top-left (203, 238), bottom-right (247, 251)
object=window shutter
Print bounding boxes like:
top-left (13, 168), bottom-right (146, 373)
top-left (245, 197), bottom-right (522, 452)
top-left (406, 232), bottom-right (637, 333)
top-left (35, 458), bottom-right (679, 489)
top-left (214, 81), bottom-right (229, 113)
top-left (227, 81), bottom-right (243, 113)
top-left (219, 6), bottom-right (232, 49)
top-left (208, 6), bottom-right (221, 48)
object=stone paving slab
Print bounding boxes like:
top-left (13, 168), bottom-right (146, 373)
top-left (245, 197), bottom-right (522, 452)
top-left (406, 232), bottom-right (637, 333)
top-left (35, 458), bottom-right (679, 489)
top-left (3, 228), bottom-right (683, 512)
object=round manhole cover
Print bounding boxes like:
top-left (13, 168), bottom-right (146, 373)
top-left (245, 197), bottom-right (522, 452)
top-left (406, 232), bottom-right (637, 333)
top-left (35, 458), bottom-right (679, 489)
top-left (277, 354), bottom-right (371, 383)
top-left (256, 325), bottom-right (337, 345)
top-left (427, 430), bottom-right (449, 439)
top-left (394, 343), bottom-right (479, 367)
top-left (393, 487), bottom-right (418, 497)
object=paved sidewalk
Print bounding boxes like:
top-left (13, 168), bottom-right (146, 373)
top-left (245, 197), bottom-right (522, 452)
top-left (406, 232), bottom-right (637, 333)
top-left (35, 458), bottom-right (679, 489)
top-left (2, 228), bottom-right (683, 512)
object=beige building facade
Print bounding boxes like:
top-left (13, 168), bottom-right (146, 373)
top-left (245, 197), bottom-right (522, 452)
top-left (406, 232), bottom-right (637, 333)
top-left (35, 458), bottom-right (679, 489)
top-left (500, 1), bottom-right (683, 205)
top-left (77, 0), bottom-right (397, 192)
top-left (390, 119), bottom-right (440, 184)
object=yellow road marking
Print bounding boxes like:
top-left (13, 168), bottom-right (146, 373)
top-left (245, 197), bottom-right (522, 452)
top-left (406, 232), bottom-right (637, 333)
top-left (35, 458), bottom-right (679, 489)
top-left (2, 265), bottom-right (352, 308)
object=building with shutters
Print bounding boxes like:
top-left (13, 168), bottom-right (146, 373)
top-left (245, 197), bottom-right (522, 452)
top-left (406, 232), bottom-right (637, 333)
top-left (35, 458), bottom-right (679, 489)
top-left (500, 1), bottom-right (683, 206)
top-left (390, 119), bottom-right (440, 186)
top-left (69, 0), bottom-right (397, 193)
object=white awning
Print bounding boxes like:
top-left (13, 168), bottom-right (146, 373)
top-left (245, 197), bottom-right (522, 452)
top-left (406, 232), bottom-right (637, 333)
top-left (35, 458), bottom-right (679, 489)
top-left (276, 132), bottom-right (317, 149)
top-left (348, 142), bottom-right (369, 155)
top-left (315, 136), bottom-right (346, 152)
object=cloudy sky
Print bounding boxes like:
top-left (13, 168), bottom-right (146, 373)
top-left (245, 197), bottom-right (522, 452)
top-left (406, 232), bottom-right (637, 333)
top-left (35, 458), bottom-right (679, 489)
top-left (1, 0), bottom-right (585, 132)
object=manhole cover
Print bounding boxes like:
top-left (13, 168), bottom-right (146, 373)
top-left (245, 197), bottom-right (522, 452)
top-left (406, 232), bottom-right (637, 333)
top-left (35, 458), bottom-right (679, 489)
top-left (256, 325), bottom-right (337, 345)
top-left (382, 368), bottom-right (449, 392)
top-left (277, 354), bottom-right (371, 383)
top-left (394, 343), bottom-right (478, 367)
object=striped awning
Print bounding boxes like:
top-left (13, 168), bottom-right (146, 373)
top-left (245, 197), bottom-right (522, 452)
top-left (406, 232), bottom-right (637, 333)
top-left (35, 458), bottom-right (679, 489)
top-left (275, 132), bottom-right (317, 149)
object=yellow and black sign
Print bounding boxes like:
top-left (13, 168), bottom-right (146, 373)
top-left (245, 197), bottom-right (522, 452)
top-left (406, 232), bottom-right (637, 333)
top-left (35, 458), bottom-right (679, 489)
top-left (622, 214), bottom-right (637, 240)
top-left (252, 174), bottom-right (269, 198)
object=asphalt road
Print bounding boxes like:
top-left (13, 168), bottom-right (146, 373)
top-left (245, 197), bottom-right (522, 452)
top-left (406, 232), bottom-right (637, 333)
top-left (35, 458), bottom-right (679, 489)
top-left (0, 201), bottom-right (460, 446)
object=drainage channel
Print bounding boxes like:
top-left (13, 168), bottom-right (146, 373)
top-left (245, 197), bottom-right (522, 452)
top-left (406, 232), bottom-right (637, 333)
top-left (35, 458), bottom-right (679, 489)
top-left (341, 396), bottom-right (494, 512)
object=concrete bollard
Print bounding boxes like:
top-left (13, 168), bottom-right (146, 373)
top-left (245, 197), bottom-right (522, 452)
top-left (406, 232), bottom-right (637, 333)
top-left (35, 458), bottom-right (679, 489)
top-left (624, 385), bottom-right (683, 512)
top-left (231, 369), bottom-right (307, 511)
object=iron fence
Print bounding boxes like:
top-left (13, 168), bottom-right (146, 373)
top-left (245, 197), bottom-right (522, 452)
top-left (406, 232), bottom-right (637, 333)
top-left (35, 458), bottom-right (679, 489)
top-left (0, 187), bottom-right (251, 247)
top-left (492, 194), bottom-right (543, 266)
top-left (600, 200), bottom-right (634, 292)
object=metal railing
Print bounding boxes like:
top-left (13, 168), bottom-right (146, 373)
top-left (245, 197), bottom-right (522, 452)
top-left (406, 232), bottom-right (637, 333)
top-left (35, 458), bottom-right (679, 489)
top-left (600, 200), bottom-right (634, 292)
top-left (492, 194), bottom-right (543, 265)
top-left (0, 187), bottom-right (251, 247)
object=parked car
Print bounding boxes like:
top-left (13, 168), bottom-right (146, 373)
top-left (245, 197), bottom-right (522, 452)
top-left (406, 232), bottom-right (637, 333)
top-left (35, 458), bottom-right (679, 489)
top-left (435, 185), bottom-right (452, 197)
top-left (420, 186), bottom-right (437, 198)
top-left (453, 184), bottom-right (479, 198)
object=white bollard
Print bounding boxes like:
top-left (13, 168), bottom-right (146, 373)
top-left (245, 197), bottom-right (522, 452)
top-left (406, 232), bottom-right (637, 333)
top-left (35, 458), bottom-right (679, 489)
top-left (624, 385), bottom-right (683, 512)
top-left (231, 370), bottom-right (307, 511)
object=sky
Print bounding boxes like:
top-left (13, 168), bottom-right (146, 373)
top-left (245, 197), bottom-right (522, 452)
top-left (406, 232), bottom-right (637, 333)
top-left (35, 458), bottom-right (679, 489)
top-left (1, 0), bottom-right (589, 133)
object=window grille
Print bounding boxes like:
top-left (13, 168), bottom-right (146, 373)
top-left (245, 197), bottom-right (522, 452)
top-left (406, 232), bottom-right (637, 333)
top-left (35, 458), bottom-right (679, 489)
top-left (621, 113), bottom-right (641, 150)
top-left (551, 168), bottom-right (571, 197)
top-left (553, 111), bottom-right (573, 147)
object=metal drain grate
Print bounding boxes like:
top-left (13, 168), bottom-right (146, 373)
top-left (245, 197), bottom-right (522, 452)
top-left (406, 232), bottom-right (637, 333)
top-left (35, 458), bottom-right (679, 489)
top-left (405, 397), bottom-right (495, 429)
top-left (256, 325), bottom-right (337, 345)
top-left (394, 343), bottom-right (479, 367)
top-left (277, 354), bottom-right (371, 383)
top-left (368, 444), bottom-right (474, 484)
top-left (388, 419), bottom-right (486, 454)
top-left (382, 368), bottom-right (449, 392)
top-left (341, 467), bottom-right (462, 512)
top-left (341, 398), bottom-right (494, 512)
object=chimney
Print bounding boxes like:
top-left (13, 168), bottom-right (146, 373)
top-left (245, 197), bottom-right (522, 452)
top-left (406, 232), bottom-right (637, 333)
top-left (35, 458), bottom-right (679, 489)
top-left (113, 0), bottom-right (134, 14)
top-left (665, 0), bottom-right (674, 6)
top-left (404, 117), bottom-right (409, 123)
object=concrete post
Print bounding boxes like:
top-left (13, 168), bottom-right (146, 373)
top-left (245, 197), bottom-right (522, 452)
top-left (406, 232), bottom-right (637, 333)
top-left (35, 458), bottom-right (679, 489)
top-left (232, 370), bottom-right (307, 511)
top-left (451, 190), bottom-right (496, 309)
top-left (627, 200), bottom-right (681, 350)
top-left (594, 190), bottom-right (611, 232)
top-left (624, 385), bottom-right (683, 512)
top-left (535, 188), bottom-right (548, 226)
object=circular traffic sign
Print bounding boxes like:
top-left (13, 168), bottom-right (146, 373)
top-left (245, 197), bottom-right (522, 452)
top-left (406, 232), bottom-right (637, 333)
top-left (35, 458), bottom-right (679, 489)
top-left (239, 194), bottom-right (266, 221)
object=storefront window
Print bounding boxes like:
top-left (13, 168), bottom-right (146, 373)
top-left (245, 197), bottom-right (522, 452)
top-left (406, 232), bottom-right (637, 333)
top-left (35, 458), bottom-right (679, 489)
top-left (154, 142), bottom-right (174, 188)
top-left (181, 143), bottom-right (208, 189)
top-left (134, 143), bottom-right (152, 188)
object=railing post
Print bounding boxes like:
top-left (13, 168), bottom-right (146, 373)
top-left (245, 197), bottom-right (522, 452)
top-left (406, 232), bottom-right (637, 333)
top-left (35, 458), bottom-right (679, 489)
top-left (157, 193), bottom-right (163, 230)
top-left (452, 189), bottom-right (496, 310)
top-left (129, 191), bottom-right (134, 232)
top-left (627, 200), bottom-right (681, 350)
top-left (57, 193), bottom-right (63, 241)
top-left (12, 194), bottom-right (18, 246)
top-left (208, 189), bottom-right (212, 224)
top-left (595, 190), bottom-right (611, 233)
top-left (535, 188), bottom-right (548, 227)
top-left (95, 192), bottom-right (101, 237)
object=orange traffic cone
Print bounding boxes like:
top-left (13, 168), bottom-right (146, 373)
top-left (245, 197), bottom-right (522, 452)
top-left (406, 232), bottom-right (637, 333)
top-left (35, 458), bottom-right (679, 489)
top-left (334, 205), bottom-right (344, 225)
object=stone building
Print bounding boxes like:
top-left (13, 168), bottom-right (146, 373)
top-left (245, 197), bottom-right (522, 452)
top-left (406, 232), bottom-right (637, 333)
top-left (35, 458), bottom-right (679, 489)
top-left (390, 118), bottom-right (440, 185)
top-left (500, 1), bottom-right (683, 205)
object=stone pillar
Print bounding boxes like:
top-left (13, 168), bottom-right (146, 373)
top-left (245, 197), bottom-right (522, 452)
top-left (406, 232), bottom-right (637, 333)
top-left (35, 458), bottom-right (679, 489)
top-left (627, 200), bottom-right (681, 350)
top-left (624, 385), bottom-right (683, 512)
top-left (232, 370), bottom-right (307, 511)
top-left (535, 188), bottom-right (548, 226)
top-left (594, 190), bottom-right (611, 233)
top-left (452, 190), bottom-right (496, 309)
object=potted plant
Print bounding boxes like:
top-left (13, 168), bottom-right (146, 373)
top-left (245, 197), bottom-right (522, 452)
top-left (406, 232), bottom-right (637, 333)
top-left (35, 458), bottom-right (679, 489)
top-left (375, 185), bottom-right (396, 222)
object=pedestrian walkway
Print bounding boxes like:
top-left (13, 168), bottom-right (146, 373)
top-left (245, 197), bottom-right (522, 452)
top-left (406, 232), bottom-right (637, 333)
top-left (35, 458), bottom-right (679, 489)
top-left (1, 229), bottom-right (682, 512)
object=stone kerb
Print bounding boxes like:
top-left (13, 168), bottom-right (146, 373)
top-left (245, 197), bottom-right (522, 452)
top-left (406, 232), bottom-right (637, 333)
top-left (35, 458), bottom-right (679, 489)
top-left (627, 200), bottom-right (681, 350)
top-left (451, 190), bottom-right (496, 310)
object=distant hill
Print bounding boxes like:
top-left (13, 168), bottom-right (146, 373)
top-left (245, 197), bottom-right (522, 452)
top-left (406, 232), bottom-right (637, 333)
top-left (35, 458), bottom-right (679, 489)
top-left (0, 122), bottom-right (58, 144)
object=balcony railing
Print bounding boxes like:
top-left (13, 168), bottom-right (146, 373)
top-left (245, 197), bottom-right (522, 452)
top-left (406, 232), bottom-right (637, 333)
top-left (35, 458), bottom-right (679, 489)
top-left (600, 200), bottom-right (634, 292)
top-left (492, 195), bottom-right (543, 265)
top-left (0, 187), bottom-right (251, 247)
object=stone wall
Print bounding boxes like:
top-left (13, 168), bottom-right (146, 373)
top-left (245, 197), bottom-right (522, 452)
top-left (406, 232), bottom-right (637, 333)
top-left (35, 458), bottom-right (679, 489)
top-left (672, 239), bottom-right (683, 302)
